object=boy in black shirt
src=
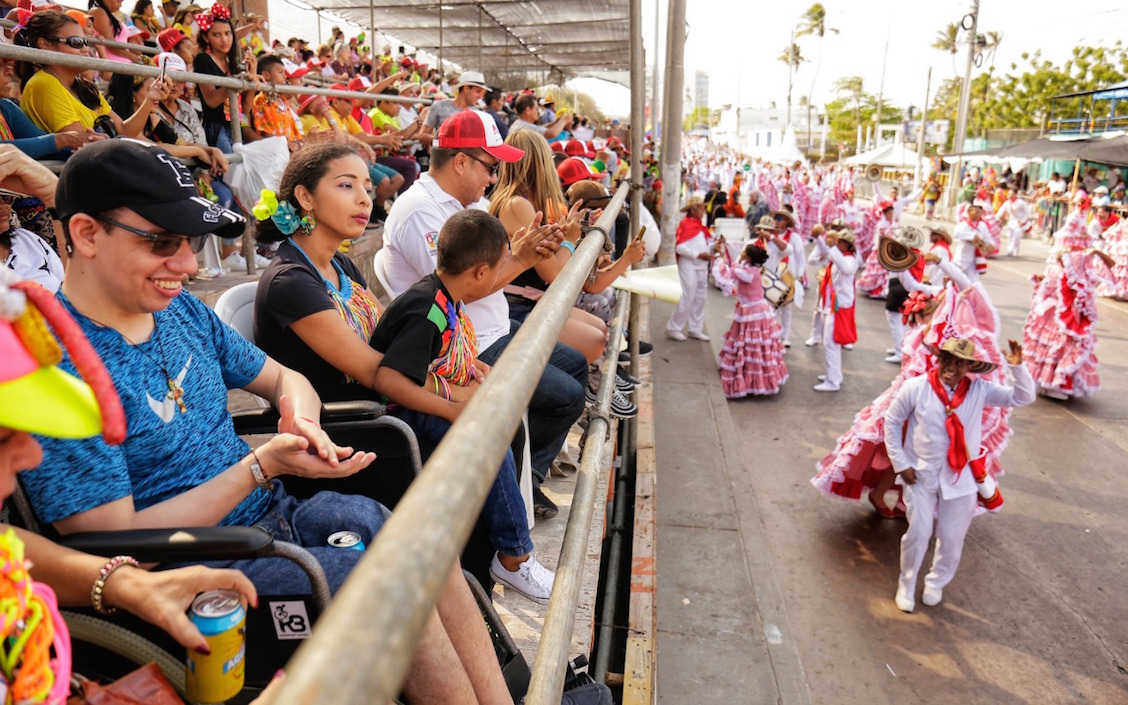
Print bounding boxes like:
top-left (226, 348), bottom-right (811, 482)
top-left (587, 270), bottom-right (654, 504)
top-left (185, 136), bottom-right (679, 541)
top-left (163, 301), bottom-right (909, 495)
top-left (372, 210), bottom-right (555, 604)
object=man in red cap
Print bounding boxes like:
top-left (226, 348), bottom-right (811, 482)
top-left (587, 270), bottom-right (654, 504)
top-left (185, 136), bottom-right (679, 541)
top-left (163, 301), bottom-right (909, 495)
top-left (383, 110), bottom-right (589, 521)
top-left (557, 157), bottom-right (596, 189)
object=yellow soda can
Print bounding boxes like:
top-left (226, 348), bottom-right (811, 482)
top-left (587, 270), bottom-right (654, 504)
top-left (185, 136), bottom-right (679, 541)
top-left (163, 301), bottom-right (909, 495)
top-left (186, 590), bottom-right (246, 704)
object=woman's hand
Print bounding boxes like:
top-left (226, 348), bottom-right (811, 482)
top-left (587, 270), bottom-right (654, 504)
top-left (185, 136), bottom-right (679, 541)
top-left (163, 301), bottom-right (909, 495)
top-left (207, 146), bottom-right (229, 176)
top-left (1004, 339), bottom-right (1023, 365)
top-left (102, 565), bottom-right (258, 652)
top-left (0, 146), bottom-right (59, 207)
top-left (146, 77), bottom-right (172, 105)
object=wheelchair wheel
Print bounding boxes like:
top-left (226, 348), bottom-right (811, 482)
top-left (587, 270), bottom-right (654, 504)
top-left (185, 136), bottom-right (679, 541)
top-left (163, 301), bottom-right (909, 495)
top-left (65, 610), bottom-right (187, 694)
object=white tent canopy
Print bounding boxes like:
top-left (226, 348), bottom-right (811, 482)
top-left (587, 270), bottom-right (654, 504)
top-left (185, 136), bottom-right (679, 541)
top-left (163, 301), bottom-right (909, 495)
top-left (845, 143), bottom-right (921, 168)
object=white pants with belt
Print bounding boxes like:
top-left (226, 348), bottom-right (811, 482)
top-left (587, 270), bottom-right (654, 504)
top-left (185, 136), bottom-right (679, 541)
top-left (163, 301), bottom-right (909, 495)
top-left (821, 311), bottom-right (842, 386)
top-left (668, 260), bottom-right (708, 335)
top-left (898, 481), bottom-right (978, 596)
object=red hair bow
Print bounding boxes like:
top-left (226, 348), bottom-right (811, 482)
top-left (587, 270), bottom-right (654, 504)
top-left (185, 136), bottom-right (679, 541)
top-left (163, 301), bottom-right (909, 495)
top-left (900, 290), bottom-right (935, 325)
top-left (195, 3), bottom-right (231, 32)
top-left (15, 7), bottom-right (34, 31)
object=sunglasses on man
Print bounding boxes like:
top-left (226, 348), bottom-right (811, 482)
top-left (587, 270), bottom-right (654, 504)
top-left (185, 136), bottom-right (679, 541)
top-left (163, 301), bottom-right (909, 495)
top-left (94, 215), bottom-right (207, 257)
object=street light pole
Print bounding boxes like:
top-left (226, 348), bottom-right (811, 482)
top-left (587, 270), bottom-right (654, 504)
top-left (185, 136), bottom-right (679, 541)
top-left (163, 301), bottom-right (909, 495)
top-left (786, 30), bottom-right (794, 126)
top-left (658, 0), bottom-right (686, 264)
top-left (945, 0), bottom-right (980, 214)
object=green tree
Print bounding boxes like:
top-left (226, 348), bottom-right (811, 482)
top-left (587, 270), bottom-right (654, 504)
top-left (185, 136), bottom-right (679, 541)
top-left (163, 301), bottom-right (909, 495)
top-left (780, 42), bottom-right (807, 123)
top-left (796, 3), bottom-right (838, 151)
top-left (683, 105), bottom-right (720, 132)
top-left (834, 76), bottom-right (865, 144)
top-left (824, 83), bottom-right (903, 155)
top-left (933, 22), bottom-right (960, 74)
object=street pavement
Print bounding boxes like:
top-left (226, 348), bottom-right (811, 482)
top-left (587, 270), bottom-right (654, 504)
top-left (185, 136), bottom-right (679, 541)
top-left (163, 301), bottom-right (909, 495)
top-left (650, 218), bottom-right (1128, 704)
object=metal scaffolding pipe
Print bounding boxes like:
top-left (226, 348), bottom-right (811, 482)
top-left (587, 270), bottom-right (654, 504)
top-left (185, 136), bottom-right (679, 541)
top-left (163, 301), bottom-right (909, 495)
top-left (0, 43), bottom-right (431, 105)
top-left (271, 183), bottom-right (631, 705)
top-left (628, 0), bottom-right (644, 250)
top-left (0, 18), bottom-right (160, 56)
top-left (526, 290), bottom-right (631, 705)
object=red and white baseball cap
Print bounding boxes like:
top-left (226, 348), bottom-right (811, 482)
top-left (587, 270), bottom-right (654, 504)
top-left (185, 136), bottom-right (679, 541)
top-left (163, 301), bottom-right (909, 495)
top-left (557, 157), bottom-right (597, 187)
top-left (437, 110), bottom-right (524, 162)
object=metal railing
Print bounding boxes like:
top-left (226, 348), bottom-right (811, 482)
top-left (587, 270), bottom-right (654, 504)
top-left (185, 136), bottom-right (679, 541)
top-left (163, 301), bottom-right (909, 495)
top-left (0, 17), bottom-right (161, 56)
top-left (272, 184), bottom-right (632, 705)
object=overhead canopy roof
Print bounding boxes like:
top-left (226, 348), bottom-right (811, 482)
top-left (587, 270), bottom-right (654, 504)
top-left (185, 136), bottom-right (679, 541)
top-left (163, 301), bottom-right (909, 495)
top-left (953, 134), bottom-right (1128, 167)
top-left (311, 0), bottom-right (630, 81)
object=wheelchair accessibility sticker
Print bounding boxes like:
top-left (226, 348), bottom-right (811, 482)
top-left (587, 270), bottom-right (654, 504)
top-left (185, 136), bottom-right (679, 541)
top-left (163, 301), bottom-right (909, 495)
top-left (269, 601), bottom-right (312, 640)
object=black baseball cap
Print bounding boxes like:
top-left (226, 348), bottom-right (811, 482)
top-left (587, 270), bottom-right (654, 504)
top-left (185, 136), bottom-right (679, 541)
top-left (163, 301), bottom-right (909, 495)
top-left (56, 138), bottom-right (246, 240)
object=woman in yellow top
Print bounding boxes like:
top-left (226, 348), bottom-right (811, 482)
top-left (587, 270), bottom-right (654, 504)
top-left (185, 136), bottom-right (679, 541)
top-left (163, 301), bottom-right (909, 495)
top-left (17, 11), bottom-right (168, 138)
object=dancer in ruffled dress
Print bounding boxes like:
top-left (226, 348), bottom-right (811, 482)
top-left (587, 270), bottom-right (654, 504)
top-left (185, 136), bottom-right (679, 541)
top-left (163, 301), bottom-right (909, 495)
top-left (812, 254), bottom-right (1020, 518)
top-left (1097, 217), bottom-right (1128, 300)
top-left (855, 201), bottom-right (895, 298)
top-left (1022, 219), bottom-right (1114, 400)
top-left (713, 243), bottom-right (789, 398)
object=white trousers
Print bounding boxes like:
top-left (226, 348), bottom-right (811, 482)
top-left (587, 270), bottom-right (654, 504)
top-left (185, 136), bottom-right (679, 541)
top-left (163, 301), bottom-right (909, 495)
top-left (668, 260), bottom-right (708, 335)
top-left (777, 302), bottom-right (793, 343)
top-left (808, 309), bottom-right (825, 343)
top-left (1006, 225), bottom-right (1024, 257)
top-left (821, 312), bottom-right (842, 386)
top-left (886, 310), bottom-right (904, 356)
top-left (898, 482), bottom-right (977, 596)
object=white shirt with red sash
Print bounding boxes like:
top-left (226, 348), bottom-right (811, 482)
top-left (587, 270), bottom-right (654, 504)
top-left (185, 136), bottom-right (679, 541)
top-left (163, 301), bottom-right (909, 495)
top-left (952, 218), bottom-right (991, 278)
top-left (814, 238), bottom-right (858, 315)
top-left (884, 364), bottom-right (1035, 500)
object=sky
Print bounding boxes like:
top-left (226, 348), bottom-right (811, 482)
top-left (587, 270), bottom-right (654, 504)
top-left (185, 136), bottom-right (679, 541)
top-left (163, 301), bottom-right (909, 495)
top-left (571, 0), bottom-right (1128, 118)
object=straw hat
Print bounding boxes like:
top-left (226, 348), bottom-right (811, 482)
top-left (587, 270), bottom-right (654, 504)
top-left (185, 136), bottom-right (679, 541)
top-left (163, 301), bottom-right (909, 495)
top-left (753, 215), bottom-right (778, 232)
top-left (926, 337), bottom-right (997, 374)
top-left (681, 195), bottom-right (706, 212)
top-left (831, 228), bottom-right (856, 247)
top-left (772, 209), bottom-right (795, 228)
top-left (926, 226), bottom-right (952, 244)
top-left (878, 226), bottom-right (925, 273)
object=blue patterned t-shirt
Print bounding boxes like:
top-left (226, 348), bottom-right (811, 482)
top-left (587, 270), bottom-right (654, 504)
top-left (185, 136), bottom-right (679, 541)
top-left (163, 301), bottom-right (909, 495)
top-left (23, 291), bottom-right (271, 526)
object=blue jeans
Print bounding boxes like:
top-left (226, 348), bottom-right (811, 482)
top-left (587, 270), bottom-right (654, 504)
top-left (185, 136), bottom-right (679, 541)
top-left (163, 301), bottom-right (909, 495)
top-left (390, 407), bottom-right (534, 558)
top-left (164, 485), bottom-right (391, 595)
top-left (479, 321), bottom-right (588, 482)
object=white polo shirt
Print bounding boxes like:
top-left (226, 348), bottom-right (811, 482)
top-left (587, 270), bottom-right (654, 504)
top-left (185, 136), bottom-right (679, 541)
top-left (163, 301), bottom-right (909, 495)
top-left (382, 173), bottom-right (512, 351)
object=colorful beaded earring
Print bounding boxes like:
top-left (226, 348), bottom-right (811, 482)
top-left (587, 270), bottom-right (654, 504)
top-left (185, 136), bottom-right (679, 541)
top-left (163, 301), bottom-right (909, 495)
top-left (299, 213), bottom-right (317, 235)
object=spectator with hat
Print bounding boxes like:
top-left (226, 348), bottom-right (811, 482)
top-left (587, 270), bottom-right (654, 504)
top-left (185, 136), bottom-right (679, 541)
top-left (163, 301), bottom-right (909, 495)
top-left (157, 26), bottom-right (195, 67)
top-left (557, 156), bottom-right (596, 190)
top-left (538, 95), bottom-right (556, 125)
top-left (421, 69), bottom-right (488, 137)
top-left (666, 195), bottom-right (714, 342)
top-left (509, 93), bottom-right (570, 139)
top-left (382, 109), bottom-right (589, 519)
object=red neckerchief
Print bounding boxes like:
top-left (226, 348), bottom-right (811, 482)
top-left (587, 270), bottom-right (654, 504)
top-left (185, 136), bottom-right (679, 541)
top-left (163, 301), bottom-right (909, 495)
top-left (908, 250), bottom-right (926, 282)
top-left (1099, 212), bottom-right (1120, 231)
top-left (819, 260), bottom-right (834, 307)
top-left (926, 367), bottom-right (972, 476)
top-left (675, 216), bottom-right (709, 246)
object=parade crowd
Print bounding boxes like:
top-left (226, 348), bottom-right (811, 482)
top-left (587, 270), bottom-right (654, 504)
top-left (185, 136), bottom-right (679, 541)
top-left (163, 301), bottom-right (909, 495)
top-left (672, 142), bottom-right (1122, 614)
top-left (0, 0), bottom-right (658, 702)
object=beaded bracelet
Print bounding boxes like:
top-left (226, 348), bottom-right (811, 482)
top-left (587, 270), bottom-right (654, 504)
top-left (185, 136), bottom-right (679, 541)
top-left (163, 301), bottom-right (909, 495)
top-left (91, 555), bottom-right (139, 615)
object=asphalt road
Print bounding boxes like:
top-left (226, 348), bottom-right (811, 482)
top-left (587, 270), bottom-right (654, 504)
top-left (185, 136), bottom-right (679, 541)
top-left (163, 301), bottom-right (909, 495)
top-left (650, 219), bottom-right (1128, 705)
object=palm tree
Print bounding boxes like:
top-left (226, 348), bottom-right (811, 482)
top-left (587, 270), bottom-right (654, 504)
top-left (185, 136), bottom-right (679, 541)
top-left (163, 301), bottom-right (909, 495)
top-left (796, 3), bottom-right (838, 151)
top-left (932, 22), bottom-right (960, 74)
top-left (834, 76), bottom-right (865, 149)
top-left (779, 42), bottom-right (806, 124)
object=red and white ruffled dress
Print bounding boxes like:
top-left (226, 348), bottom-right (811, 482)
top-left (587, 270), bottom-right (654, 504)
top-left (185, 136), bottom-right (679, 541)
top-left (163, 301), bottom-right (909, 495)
top-left (1097, 219), bottom-right (1128, 300)
top-left (855, 217), bottom-right (892, 297)
top-left (811, 282), bottom-right (1015, 502)
top-left (713, 258), bottom-right (789, 398)
top-left (1023, 245), bottom-right (1110, 398)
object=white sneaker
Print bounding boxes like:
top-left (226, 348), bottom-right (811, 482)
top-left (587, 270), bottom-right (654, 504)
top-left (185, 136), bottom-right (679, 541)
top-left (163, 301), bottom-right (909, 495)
top-left (253, 252), bottom-right (272, 268)
top-left (805, 337), bottom-right (820, 347)
top-left (922, 584), bottom-right (943, 607)
top-left (665, 329), bottom-right (687, 341)
top-left (895, 585), bottom-right (915, 613)
top-left (884, 354), bottom-right (903, 364)
top-left (1041, 387), bottom-right (1070, 400)
top-left (843, 344), bottom-right (854, 350)
top-left (813, 381), bottom-right (840, 392)
top-left (817, 374), bottom-right (827, 382)
top-left (490, 553), bottom-right (555, 605)
top-left (885, 348), bottom-right (896, 355)
top-left (687, 330), bottom-right (710, 341)
top-left (222, 251), bottom-right (247, 270)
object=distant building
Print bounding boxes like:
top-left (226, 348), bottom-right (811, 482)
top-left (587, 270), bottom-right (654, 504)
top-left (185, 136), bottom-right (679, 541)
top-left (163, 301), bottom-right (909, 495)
top-left (713, 105), bottom-right (826, 158)
top-left (694, 71), bottom-right (709, 111)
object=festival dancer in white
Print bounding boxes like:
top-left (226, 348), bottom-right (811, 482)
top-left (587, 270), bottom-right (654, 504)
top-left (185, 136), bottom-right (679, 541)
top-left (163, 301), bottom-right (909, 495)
top-left (886, 338), bottom-right (1034, 612)
top-left (996, 191), bottom-right (1032, 257)
top-left (952, 204), bottom-right (992, 284)
top-left (667, 196), bottom-right (714, 341)
top-left (812, 228), bottom-right (859, 392)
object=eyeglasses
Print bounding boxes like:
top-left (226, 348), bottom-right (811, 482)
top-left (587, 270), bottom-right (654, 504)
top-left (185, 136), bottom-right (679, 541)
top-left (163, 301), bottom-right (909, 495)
top-left (47, 36), bottom-right (90, 49)
top-left (0, 194), bottom-right (20, 206)
top-left (461, 151), bottom-right (500, 177)
top-left (94, 215), bottom-right (206, 256)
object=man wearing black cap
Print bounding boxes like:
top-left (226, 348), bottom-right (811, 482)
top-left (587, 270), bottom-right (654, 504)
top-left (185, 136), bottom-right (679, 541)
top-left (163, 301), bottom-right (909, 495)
top-left (22, 140), bottom-right (515, 703)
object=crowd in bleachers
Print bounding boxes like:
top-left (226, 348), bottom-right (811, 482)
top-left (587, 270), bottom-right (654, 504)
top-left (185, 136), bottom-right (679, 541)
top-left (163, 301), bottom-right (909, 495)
top-left (0, 1), bottom-right (646, 702)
